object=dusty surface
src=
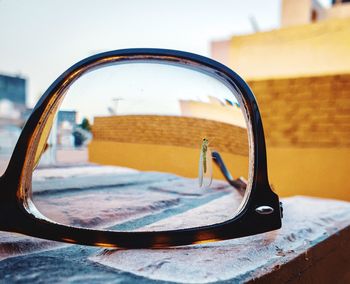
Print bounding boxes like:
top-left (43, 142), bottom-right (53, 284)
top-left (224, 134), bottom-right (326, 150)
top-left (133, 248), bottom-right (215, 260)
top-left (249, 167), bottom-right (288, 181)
top-left (0, 165), bottom-right (349, 283)
top-left (32, 165), bottom-right (240, 231)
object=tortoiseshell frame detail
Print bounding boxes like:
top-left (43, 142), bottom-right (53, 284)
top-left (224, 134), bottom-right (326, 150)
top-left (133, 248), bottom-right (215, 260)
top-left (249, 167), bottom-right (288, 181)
top-left (0, 49), bottom-right (282, 248)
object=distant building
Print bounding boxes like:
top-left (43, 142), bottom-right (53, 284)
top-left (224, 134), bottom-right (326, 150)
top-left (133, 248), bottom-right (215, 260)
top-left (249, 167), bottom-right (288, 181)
top-left (0, 74), bottom-right (77, 128)
top-left (281, 0), bottom-right (350, 28)
top-left (57, 110), bottom-right (77, 127)
top-left (0, 74), bottom-right (26, 106)
top-left (0, 74), bottom-right (27, 155)
top-left (211, 0), bottom-right (350, 79)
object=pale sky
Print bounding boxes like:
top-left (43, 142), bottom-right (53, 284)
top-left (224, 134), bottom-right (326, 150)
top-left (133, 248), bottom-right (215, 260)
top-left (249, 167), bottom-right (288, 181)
top-left (61, 61), bottom-right (241, 121)
top-left (0, 0), bottom-right (331, 107)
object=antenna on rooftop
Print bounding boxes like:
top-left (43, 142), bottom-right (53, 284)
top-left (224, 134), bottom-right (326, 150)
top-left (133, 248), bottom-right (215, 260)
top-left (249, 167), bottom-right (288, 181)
top-left (112, 97), bottom-right (124, 115)
top-left (249, 15), bottom-right (260, 33)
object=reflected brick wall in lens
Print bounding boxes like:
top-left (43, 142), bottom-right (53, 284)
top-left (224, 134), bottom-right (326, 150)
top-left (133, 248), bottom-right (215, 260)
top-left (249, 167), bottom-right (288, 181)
top-left (91, 115), bottom-right (248, 156)
top-left (89, 116), bottom-right (249, 180)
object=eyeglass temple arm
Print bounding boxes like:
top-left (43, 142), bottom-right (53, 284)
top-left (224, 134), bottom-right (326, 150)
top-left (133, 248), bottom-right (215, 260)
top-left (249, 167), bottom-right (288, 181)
top-left (211, 150), bottom-right (247, 192)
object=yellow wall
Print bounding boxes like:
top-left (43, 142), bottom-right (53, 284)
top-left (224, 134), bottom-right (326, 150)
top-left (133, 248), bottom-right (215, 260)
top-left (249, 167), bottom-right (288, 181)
top-left (228, 18), bottom-right (350, 80)
top-left (268, 148), bottom-right (350, 201)
top-left (89, 141), bottom-right (249, 181)
top-left (91, 115), bottom-right (248, 156)
top-left (209, 13), bottom-right (350, 201)
top-left (248, 74), bottom-right (350, 201)
top-left (89, 115), bottom-right (249, 184)
top-left (88, 76), bottom-right (350, 201)
top-left (247, 74), bottom-right (350, 148)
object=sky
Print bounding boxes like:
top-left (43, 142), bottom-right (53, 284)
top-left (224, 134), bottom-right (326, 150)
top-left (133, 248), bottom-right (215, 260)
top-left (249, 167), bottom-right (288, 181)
top-left (0, 0), bottom-right (331, 108)
top-left (61, 62), bottom-right (240, 121)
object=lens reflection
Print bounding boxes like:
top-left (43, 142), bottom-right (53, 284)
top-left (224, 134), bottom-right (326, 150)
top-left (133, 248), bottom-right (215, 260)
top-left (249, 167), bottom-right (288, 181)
top-left (32, 61), bottom-right (249, 232)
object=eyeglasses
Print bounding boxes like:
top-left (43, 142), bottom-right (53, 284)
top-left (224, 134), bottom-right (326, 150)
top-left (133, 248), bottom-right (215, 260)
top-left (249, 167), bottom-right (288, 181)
top-left (0, 49), bottom-right (282, 248)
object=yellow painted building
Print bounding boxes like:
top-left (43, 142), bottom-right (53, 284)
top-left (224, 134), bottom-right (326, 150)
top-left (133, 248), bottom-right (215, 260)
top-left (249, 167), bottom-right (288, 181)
top-left (211, 0), bottom-right (350, 201)
top-left (88, 0), bottom-right (350, 201)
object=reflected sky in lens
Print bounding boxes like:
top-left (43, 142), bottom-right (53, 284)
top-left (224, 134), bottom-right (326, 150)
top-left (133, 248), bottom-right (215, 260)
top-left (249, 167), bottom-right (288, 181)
top-left (62, 63), bottom-right (239, 122)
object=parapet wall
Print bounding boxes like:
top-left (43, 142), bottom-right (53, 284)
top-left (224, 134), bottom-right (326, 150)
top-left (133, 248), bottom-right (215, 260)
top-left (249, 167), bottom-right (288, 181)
top-left (92, 115), bottom-right (248, 156)
top-left (89, 115), bottom-right (249, 181)
top-left (248, 74), bottom-right (350, 148)
top-left (248, 73), bottom-right (350, 201)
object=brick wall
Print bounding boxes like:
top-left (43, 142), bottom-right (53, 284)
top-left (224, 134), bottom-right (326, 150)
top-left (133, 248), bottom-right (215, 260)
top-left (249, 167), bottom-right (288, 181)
top-left (246, 73), bottom-right (350, 201)
top-left (89, 74), bottom-right (350, 200)
top-left (248, 74), bottom-right (350, 148)
top-left (92, 115), bottom-right (248, 156)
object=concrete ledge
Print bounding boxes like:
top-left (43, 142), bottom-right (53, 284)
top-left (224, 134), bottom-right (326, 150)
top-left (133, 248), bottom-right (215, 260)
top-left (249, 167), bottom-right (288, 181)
top-left (0, 166), bottom-right (349, 283)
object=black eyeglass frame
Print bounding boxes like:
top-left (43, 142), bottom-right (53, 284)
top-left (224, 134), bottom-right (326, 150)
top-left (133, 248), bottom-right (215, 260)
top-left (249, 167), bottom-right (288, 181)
top-left (0, 48), bottom-right (282, 248)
